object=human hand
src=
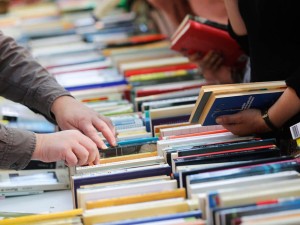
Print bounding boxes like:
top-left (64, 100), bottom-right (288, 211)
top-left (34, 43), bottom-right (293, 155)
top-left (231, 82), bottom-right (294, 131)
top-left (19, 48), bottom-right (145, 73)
top-left (189, 50), bottom-right (233, 84)
top-left (215, 109), bottom-right (271, 136)
top-left (32, 130), bottom-right (99, 166)
top-left (51, 96), bottom-right (117, 149)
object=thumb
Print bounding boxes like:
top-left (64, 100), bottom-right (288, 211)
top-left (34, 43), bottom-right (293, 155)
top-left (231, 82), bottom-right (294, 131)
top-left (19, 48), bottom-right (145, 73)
top-left (216, 114), bottom-right (240, 125)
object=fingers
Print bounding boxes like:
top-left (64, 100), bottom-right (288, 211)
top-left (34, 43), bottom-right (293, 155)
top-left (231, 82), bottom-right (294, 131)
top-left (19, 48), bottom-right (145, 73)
top-left (64, 150), bottom-right (78, 167)
top-left (80, 123), bottom-right (109, 149)
top-left (93, 118), bottom-right (118, 147)
top-left (99, 115), bottom-right (117, 137)
top-left (201, 51), bottom-right (223, 72)
top-left (71, 132), bottom-right (99, 166)
top-left (216, 113), bottom-right (242, 125)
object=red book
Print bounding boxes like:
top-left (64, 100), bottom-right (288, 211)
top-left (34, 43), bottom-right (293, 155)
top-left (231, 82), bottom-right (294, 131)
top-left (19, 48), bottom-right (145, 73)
top-left (171, 15), bottom-right (247, 67)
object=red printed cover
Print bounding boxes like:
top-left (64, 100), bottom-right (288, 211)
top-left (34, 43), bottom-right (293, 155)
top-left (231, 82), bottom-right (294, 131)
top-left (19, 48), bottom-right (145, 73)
top-left (171, 19), bottom-right (246, 67)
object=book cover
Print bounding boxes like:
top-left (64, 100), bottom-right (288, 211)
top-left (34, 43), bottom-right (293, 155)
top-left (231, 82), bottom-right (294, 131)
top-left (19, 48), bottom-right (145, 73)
top-left (99, 210), bottom-right (202, 225)
top-left (77, 179), bottom-right (178, 209)
top-left (177, 138), bottom-right (277, 157)
top-left (200, 89), bottom-right (284, 126)
top-left (85, 188), bottom-right (186, 209)
top-left (176, 156), bottom-right (296, 188)
top-left (189, 81), bottom-right (286, 124)
top-left (215, 197), bottom-right (300, 225)
top-left (174, 146), bottom-right (280, 167)
top-left (72, 164), bottom-right (172, 208)
top-left (171, 15), bottom-right (246, 67)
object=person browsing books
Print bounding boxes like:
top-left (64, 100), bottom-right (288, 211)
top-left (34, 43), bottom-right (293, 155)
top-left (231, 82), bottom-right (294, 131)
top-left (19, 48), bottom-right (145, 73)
top-left (216, 0), bottom-right (300, 141)
top-left (0, 32), bottom-right (117, 170)
top-left (147, 0), bottom-right (247, 84)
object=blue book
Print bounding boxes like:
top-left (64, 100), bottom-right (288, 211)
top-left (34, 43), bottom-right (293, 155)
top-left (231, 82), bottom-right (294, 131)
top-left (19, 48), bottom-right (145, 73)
top-left (200, 89), bottom-right (283, 126)
top-left (100, 210), bottom-right (202, 225)
top-left (174, 156), bottom-right (296, 188)
top-left (188, 158), bottom-right (300, 187)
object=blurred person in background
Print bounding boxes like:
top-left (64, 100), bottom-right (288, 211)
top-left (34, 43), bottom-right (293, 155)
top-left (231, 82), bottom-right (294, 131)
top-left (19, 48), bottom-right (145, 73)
top-left (147, 0), bottom-right (249, 84)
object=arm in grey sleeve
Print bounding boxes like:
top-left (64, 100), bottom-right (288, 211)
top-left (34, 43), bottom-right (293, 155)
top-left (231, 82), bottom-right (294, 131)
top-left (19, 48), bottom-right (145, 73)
top-left (0, 124), bottom-right (36, 170)
top-left (0, 31), bottom-right (71, 123)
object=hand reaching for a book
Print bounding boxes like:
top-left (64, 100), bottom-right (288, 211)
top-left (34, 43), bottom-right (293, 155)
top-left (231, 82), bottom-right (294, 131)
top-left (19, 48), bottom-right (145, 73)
top-left (33, 131), bottom-right (99, 166)
top-left (51, 96), bottom-right (117, 149)
top-left (215, 108), bottom-right (271, 136)
top-left (189, 50), bottom-right (234, 84)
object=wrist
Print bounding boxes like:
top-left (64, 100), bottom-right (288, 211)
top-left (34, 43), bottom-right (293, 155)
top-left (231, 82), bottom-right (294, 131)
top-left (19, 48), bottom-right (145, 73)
top-left (51, 95), bottom-right (74, 116)
top-left (32, 133), bottom-right (43, 160)
top-left (261, 109), bottom-right (278, 132)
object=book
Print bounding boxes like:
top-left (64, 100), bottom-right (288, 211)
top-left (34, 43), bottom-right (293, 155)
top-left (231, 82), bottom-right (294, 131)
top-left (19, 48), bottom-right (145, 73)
top-left (85, 188), bottom-right (186, 209)
top-left (199, 89), bottom-right (284, 126)
top-left (170, 14), bottom-right (246, 67)
top-left (77, 179), bottom-right (178, 209)
top-left (82, 198), bottom-right (195, 225)
top-left (173, 145), bottom-right (280, 168)
top-left (0, 209), bottom-right (82, 225)
top-left (74, 156), bottom-right (165, 175)
top-left (98, 210), bottom-right (202, 225)
top-left (176, 156), bottom-right (296, 188)
top-left (214, 197), bottom-right (300, 225)
top-left (0, 169), bottom-right (70, 194)
top-left (71, 164), bottom-right (172, 208)
top-left (98, 151), bottom-right (158, 164)
top-left (189, 81), bottom-right (286, 124)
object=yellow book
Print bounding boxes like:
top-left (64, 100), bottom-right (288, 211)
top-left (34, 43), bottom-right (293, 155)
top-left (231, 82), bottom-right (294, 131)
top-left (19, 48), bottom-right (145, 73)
top-left (83, 199), bottom-right (190, 225)
top-left (0, 209), bottom-right (83, 225)
top-left (99, 151), bottom-right (158, 164)
top-left (86, 188), bottom-right (186, 209)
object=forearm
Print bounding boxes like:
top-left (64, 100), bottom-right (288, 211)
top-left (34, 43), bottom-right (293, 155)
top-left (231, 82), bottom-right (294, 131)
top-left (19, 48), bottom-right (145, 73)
top-left (224, 0), bottom-right (247, 35)
top-left (0, 32), bottom-right (71, 123)
top-left (268, 87), bottom-right (300, 128)
top-left (0, 125), bottom-right (36, 170)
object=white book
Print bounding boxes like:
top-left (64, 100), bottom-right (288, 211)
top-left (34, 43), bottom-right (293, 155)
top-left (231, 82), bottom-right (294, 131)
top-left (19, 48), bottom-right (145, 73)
top-left (38, 51), bottom-right (102, 68)
top-left (54, 69), bottom-right (123, 88)
top-left (48, 59), bottom-right (112, 75)
top-left (189, 170), bottom-right (299, 199)
top-left (0, 169), bottom-right (69, 192)
top-left (214, 178), bottom-right (300, 208)
top-left (160, 124), bottom-right (224, 138)
top-left (28, 34), bottom-right (83, 48)
top-left (32, 42), bottom-right (97, 57)
top-left (79, 175), bottom-right (170, 190)
top-left (240, 208), bottom-right (300, 225)
top-left (75, 156), bottom-right (165, 174)
top-left (150, 104), bottom-right (195, 120)
top-left (77, 179), bottom-right (178, 208)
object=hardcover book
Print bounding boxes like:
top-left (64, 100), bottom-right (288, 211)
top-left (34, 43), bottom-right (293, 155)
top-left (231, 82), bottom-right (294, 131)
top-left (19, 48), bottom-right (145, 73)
top-left (170, 15), bottom-right (246, 67)
top-left (200, 89), bottom-right (284, 126)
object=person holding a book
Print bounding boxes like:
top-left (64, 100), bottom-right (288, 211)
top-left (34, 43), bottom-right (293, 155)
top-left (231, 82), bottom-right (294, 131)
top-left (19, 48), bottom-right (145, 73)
top-left (0, 32), bottom-right (117, 170)
top-left (147, 0), bottom-right (247, 84)
top-left (216, 0), bottom-right (300, 147)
